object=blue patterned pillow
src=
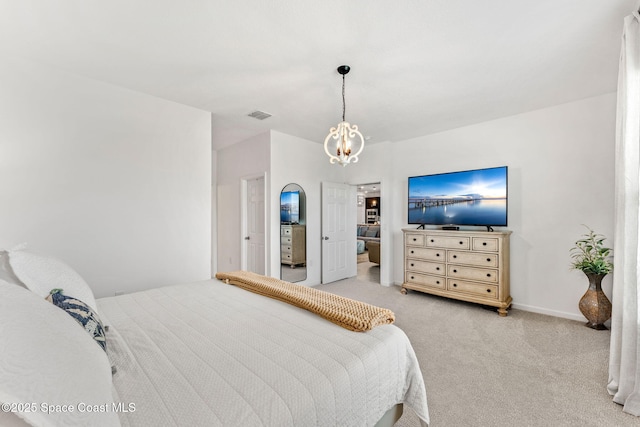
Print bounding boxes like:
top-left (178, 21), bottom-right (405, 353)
top-left (46, 288), bottom-right (106, 352)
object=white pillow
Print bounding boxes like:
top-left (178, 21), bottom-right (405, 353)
top-left (0, 281), bottom-right (120, 427)
top-left (8, 250), bottom-right (98, 314)
top-left (0, 410), bottom-right (32, 427)
top-left (0, 251), bottom-right (26, 288)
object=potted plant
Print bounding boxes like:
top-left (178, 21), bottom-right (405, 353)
top-left (570, 226), bottom-right (613, 329)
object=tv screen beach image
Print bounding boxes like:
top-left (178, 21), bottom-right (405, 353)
top-left (408, 166), bottom-right (507, 226)
top-left (280, 191), bottom-right (300, 223)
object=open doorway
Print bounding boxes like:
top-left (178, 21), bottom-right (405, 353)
top-left (355, 182), bottom-right (381, 284)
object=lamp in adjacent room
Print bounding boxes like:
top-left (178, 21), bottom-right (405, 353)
top-left (324, 65), bottom-right (365, 166)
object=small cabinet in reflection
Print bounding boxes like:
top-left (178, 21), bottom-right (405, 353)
top-left (280, 183), bottom-right (306, 282)
top-left (281, 224), bottom-right (305, 266)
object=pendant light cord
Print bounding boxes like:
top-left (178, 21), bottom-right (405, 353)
top-left (342, 73), bottom-right (346, 122)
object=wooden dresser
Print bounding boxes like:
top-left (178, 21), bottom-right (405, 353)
top-left (402, 228), bottom-right (512, 316)
top-left (281, 224), bottom-right (306, 267)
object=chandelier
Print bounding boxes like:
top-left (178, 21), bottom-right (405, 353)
top-left (324, 65), bottom-right (365, 166)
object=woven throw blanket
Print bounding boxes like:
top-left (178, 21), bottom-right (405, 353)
top-left (215, 271), bottom-right (395, 332)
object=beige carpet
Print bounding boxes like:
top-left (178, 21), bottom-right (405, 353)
top-left (281, 265), bottom-right (306, 283)
top-left (319, 278), bottom-right (635, 427)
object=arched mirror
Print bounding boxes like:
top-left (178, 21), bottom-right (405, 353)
top-left (280, 183), bottom-right (306, 282)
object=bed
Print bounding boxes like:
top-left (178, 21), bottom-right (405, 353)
top-left (0, 249), bottom-right (429, 426)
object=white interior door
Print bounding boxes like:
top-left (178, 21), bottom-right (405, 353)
top-left (322, 182), bottom-right (356, 284)
top-left (245, 176), bottom-right (265, 274)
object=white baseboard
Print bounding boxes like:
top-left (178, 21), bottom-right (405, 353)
top-left (510, 303), bottom-right (585, 322)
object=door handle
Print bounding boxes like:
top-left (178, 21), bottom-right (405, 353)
top-left (323, 236), bottom-right (329, 240)
top-left (244, 236), bottom-right (250, 240)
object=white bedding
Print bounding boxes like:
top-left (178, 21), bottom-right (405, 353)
top-left (98, 279), bottom-right (429, 426)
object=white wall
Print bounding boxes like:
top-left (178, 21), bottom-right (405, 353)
top-left (269, 131), bottom-right (343, 285)
top-left (216, 93), bottom-right (615, 321)
top-left (0, 56), bottom-right (212, 298)
top-left (2, 56), bottom-right (612, 321)
top-left (349, 93), bottom-right (615, 321)
top-left (216, 130), bottom-right (351, 286)
top-left (216, 132), bottom-right (270, 273)
top-left (211, 146), bottom-right (218, 274)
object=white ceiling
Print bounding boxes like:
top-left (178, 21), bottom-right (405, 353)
top-left (0, 1), bottom-right (635, 150)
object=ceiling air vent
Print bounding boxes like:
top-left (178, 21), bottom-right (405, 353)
top-left (247, 110), bottom-right (272, 120)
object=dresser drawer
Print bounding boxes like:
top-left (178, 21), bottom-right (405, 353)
top-left (281, 245), bottom-right (292, 255)
top-left (448, 278), bottom-right (498, 300)
top-left (406, 247), bottom-right (445, 261)
top-left (402, 228), bottom-right (511, 316)
top-left (448, 251), bottom-right (498, 268)
top-left (405, 272), bottom-right (446, 290)
top-left (405, 234), bottom-right (425, 246)
top-left (281, 227), bottom-right (292, 237)
top-left (281, 236), bottom-right (293, 245)
top-left (406, 259), bottom-right (445, 276)
top-left (472, 237), bottom-right (499, 252)
top-left (426, 235), bottom-right (470, 250)
top-left (448, 265), bottom-right (498, 283)
top-left (281, 253), bottom-right (293, 262)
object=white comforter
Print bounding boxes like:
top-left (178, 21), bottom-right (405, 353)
top-left (97, 279), bottom-right (429, 426)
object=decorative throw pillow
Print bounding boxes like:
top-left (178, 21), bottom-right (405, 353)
top-left (46, 289), bottom-right (107, 352)
top-left (365, 229), bottom-right (378, 237)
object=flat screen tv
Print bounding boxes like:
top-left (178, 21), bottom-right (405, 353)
top-left (280, 191), bottom-right (300, 224)
top-left (408, 166), bottom-right (508, 228)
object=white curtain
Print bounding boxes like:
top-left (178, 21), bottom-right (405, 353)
top-left (608, 9), bottom-right (640, 416)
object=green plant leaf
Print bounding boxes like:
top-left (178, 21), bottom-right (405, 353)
top-left (570, 225), bottom-right (613, 275)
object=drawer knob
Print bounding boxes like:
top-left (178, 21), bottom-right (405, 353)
top-left (459, 241), bottom-right (463, 245)
top-left (413, 238), bottom-right (417, 241)
top-left (487, 289), bottom-right (492, 293)
top-left (453, 255), bottom-right (457, 258)
top-left (411, 276), bottom-right (415, 280)
top-left (487, 273), bottom-right (491, 277)
top-left (436, 280), bottom-right (440, 284)
top-left (436, 253), bottom-right (440, 257)
top-left (411, 263), bottom-right (415, 267)
top-left (411, 250), bottom-right (414, 254)
top-left (453, 269), bottom-right (457, 273)
top-left (453, 283), bottom-right (458, 287)
top-left (483, 242), bottom-right (487, 246)
top-left (486, 258), bottom-right (491, 262)
top-left (436, 267), bottom-right (440, 271)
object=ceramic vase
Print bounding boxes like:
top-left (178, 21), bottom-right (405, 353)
top-left (578, 273), bottom-right (612, 330)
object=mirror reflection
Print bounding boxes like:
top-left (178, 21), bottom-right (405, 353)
top-left (280, 183), bottom-right (306, 282)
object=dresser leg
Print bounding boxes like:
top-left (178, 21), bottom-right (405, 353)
top-left (497, 307), bottom-right (508, 317)
top-left (400, 287), bottom-right (407, 295)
